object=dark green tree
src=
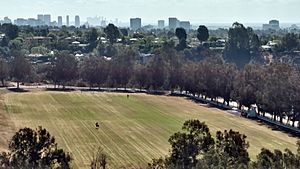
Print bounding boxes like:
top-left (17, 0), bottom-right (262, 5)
top-left (104, 24), bottom-right (120, 45)
top-left (175, 28), bottom-right (187, 51)
top-left (168, 120), bottom-right (214, 168)
top-left (259, 63), bottom-right (293, 123)
top-left (80, 56), bottom-right (109, 89)
top-left (215, 129), bottom-right (250, 167)
top-left (51, 51), bottom-right (78, 88)
top-left (252, 144), bottom-right (300, 169)
top-left (232, 64), bottom-right (264, 110)
top-left (85, 28), bottom-right (99, 51)
top-left (224, 22), bottom-right (251, 68)
top-left (197, 25), bottom-right (209, 44)
top-left (110, 47), bottom-right (136, 88)
top-left (149, 120), bottom-right (251, 169)
top-left (1, 23), bottom-right (19, 40)
top-left (0, 127), bottom-right (71, 169)
top-left (280, 33), bottom-right (299, 52)
top-left (218, 63), bottom-right (238, 106)
top-left (147, 53), bottom-right (169, 90)
top-left (0, 58), bottom-right (9, 86)
top-left (119, 28), bottom-right (129, 37)
top-left (133, 64), bottom-right (149, 90)
top-left (10, 53), bottom-right (32, 89)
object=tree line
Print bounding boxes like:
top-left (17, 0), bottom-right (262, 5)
top-left (1, 22), bottom-right (300, 129)
top-left (1, 42), bottom-right (300, 128)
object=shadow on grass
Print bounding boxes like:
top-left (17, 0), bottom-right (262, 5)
top-left (256, 120), bottom-right (300, 138)
top-left (7, 88), bottom-right (29, 93)
top-left (46, 88), bottom-right (75, 92)
top-left (146, 90), bottom-right (167, 95)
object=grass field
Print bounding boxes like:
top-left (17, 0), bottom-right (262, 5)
top-left (1, 91), bottom-right (299, 168)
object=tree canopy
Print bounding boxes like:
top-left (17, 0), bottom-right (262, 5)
top-left (197, 25), bottom-right (209, 43)
top-left (0, 127), bottom-right (71, 169)
top-left (104, 24), bottom-right (120, 45)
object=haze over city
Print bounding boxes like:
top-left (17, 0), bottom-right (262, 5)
top-left (1, 0), bottom-right (300, 24)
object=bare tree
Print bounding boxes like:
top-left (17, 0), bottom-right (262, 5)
top-left (91, 147), bottom-right (109, 169)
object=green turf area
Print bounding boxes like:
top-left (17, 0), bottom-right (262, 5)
top-left (3, 92), bottom-right (298, 168)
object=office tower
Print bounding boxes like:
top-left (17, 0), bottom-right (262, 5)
top-left (37, 15), bottom-right (44, 22)
top-left (3, 17), bottom-right (12, 24)
top-left (269, 20), bottom-right (280, 30)
top-left (14, 18), bottom-right (27, 26)
top-left (44, 14), bottom-right (51, 26)
top-left (169, 17), bottom-right (179, 30)
top-left (58, 16), bottom-right (62, 27)
top-left (37, 14), bottom-right (45, 25)
top-left (263, 19), bottom-right (280, 30)
top-left (87, 16), bottom-right (101, 26)
top-left (130, 18), bottom-right (141, 31)
top-left (75, 15), bottom-right (80, 27)
top-left (66, 15), bottom-right (69, 26)
top-left (27, 18), bottom-right (37, 27)
top-left (180, 21), bottom-right (191, 31)
top-left (158, 20), bottom-right (165, 29)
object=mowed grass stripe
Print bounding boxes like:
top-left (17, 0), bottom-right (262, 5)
top-left (3, 92), bottom-right (298, 168)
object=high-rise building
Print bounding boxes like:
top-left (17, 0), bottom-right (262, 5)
top-left (3, 17), bottom-right (11, 24)
top-left (269, 20), bottom-right (280, 30)
top-left (28, 18), bottom-right (38, 27)
top-left (75, 15), bottom-right (80, 27)
top-left (87, 16), bottom-right (102, 26)
top-left (66, 15), bottom-right (70, 26)
top-left (58, 16), bottom-right (62, 27)
top-left (158, 20), bottom-right (165, 29)
top-left (14, 18), bottom-right (28, 26)
top-left (169, 17), bottom-right (179, 30)
top-left (43, 14), bottom-right (51, 25)
top-left (37, 14), bottom-right (45, 25)
top-left (263, 19), bottom-right (280, 30)
top-left (180, 21), bottom-right (191, 31)
top-left (130, 18), bottom-right (141, 31)
top-left (37, 15), bottom-right (44, 22)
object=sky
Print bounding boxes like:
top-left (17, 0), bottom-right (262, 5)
top-left (1, 0), bottom-right (300, 25)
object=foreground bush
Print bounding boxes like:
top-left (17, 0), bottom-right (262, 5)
top-left (0, 127), bottom-right (71, 169)
top-left (148, 119), bottom-right (300, 169)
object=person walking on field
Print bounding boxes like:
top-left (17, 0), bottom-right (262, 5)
top-left (95, 122), bottom-right (100, 129)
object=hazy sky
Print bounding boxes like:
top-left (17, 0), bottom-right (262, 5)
top-left (1, 0), bottom-right (300, 24)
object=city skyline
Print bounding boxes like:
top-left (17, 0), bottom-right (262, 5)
top-left (1, 0), bottom-right (300, 24)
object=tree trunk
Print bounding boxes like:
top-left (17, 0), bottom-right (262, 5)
top-left (1, 78), bottom-right (4, 87)
top-left (292, 119), bottom-right (295, 127)
top-left (280, 115), bottom-right (283, 123)
top-left (17, 81), bottom-right (20, 89)
top-left (238, 103), bottom-right (242, 110)
top-left (292, 113), bottom-right (296, 127)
